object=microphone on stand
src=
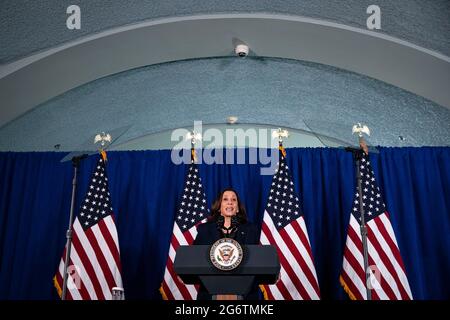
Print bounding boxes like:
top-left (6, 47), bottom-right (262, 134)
top-left (231, 215), bottom-right (238, 229)
top-left (217, 215), bottom-right (240, 238)
top-left (228, 215), bottom-right (239, 238)
top-left (217, 215), bottom-right (225, 235)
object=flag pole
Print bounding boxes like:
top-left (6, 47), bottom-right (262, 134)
top-left (186, 130), bottom-right (201, 164)
top-left (61, 132), bottom-right (112, 300)
top-left (274, 128), bottom-right (289, 158)
top-left (61, 153), bottom-right (87, 300)
top-left (346, 123), bottom-right (372, 300)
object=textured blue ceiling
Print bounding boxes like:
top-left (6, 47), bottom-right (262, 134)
top-left (0, 58), bottom-right (448, 151)
top-left (1, 0), bottom-right (449, 63)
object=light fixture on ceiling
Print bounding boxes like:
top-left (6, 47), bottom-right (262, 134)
top-left (227, 116), bottom-right (238, 124)
top-left (235, 44), bottom-right (249, 57)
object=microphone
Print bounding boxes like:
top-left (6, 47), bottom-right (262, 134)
top-left (217, 215), bottom-right (239, 238)
top-left (231, 216), bottom-right (238, 228)
top-left (344, 146), bottom-right (359, 152)
top-left (344, 146), bottom-right (365, 160)
top-left (229, 216), bottom-right (239, 236)
top-left (217, 215), bottom-right (225, 231)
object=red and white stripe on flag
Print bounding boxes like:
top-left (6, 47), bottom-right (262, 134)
top-left (340, 212), bottom-right (413, 300)
top-left (259, 154), bottom-right (320, 300)
top-left (54, 156), bottom-right (123, 300)
top-left (160, 162), bottom-right (209, 300)
top-left (260, 214), bottom-right (321, 300)
top-left (340, 152), bottom-right (412, 300)
top-left (160, 224), bottom-right (200, 300)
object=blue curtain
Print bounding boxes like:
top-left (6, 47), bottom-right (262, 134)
top-left (0, 147), bottom-right (448, 299)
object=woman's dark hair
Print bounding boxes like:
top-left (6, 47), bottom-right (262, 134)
top-left (209, 188), bottom-right (248, 224)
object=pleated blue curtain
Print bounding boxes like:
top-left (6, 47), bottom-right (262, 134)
top-left (0, 147), bottom-right (448, 299)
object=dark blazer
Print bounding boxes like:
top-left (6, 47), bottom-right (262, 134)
top-left (193, 220), bottom-right (261, 300)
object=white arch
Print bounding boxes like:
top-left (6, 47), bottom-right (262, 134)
top-left (1, 13), bottom-right (449, 128)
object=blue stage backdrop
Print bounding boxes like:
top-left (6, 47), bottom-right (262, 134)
top-left (0, 147), bottom-right (449, 299)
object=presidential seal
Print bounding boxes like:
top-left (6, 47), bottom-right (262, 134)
top-left (210, 238), bottom-right (243, 271)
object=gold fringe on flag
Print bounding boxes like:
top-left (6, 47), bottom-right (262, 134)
top-left (53, 276), bottom-right (62, 298)
top-left (278, 145), bottom-right (286, 158)
top-left (259, 284), bottom-right (269, 300)
top-left (191, 148), bottom-right (197, 163)
top-left (339, 275), bottom-right (357, 300)
top-left (159, 286), bottom-right (168, 300)
top-left (100, 150), bottom-right (107, 161)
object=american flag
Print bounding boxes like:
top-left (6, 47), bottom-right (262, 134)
top-left (160, 162), bottom-right (209, 300)
top-left (340, 152), bottom-right (413, 300)
top-left (260, 150), bottom-right (320, 300)
top-left (54, 154), bottom-right (123, 300)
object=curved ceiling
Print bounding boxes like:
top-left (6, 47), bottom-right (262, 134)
top-left (1, 14), bottom-right (449, 132)
top-left (2, 0), bottom-right (449, 62)
top-left (1, 57), bottom-right (449, 151)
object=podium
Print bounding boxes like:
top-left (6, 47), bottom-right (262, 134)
top-left (174, 245), bottom-right (280, 299)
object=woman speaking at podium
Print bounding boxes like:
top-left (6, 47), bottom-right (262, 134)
top-left (193, 188), bottom-right (261, 300)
